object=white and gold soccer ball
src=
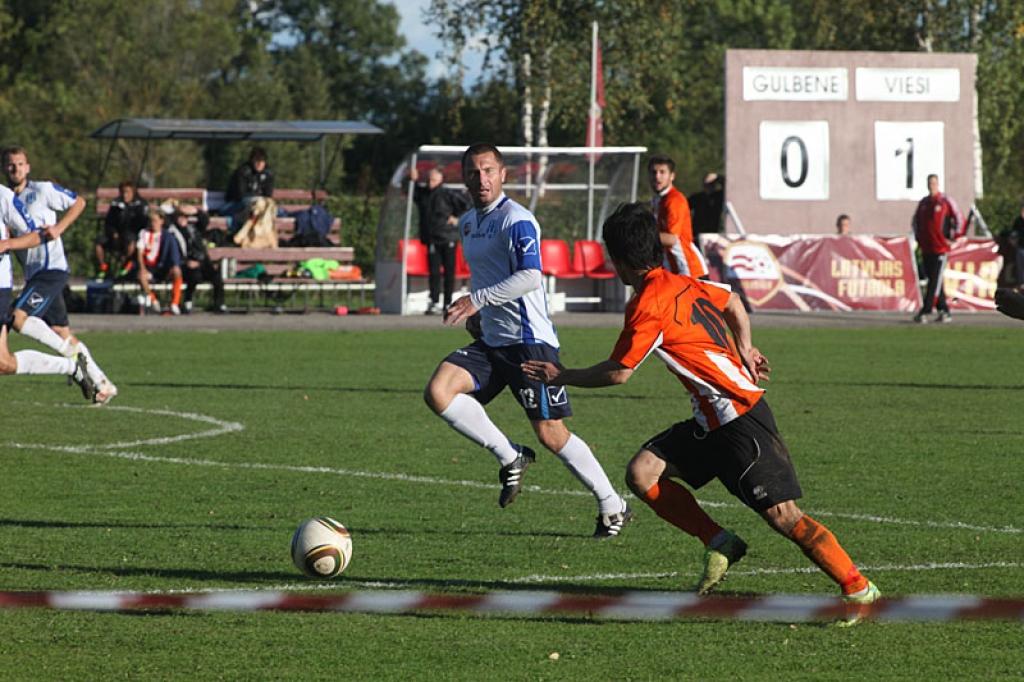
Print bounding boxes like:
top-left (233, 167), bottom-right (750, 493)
top-left (290, 517), bottom-right (353, 578)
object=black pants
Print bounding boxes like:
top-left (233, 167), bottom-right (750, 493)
top-left (184, 259), bottom-right (225, 307)
top-left (919, 253), bottom-right (949, 314)
top-left (428, 241), bottom-right (456, 307)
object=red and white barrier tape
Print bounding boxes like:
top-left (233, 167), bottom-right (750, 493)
top-left (1, 589), bottom-right (1022, 622)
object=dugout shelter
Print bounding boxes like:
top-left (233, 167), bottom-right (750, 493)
top-left (375, 144), bottom-right (646, 315)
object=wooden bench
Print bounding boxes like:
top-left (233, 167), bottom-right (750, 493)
top-left (206, 245), bottom-right (368, 310)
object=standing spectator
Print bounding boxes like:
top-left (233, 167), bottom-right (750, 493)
top-left (912, 174), bottom-right (963, 323)
top-left (95, 180), bottom-right (147, 280)
top-left (649, 155), bottom-right (708, 278)
top-left (221, 147), bottom-right (275, 232)
top-left (688, 172), bottom-right (724, 240)
top-left (412, 165), bottom-right (469, 314)
top-left (836, 214), bottom-right (852, 235)
top-left (137, 207), bottom-right (186, 315)
top-left (173, 204), bottom-right (226, 313)
top-left (1000, 200), bottom-right (1024, 288)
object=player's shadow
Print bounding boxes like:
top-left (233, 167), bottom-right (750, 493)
top-left (0, 560), bottom-right (297, 584)
top-left (0, 517), bottom-right (262, 532)
top-left (354, 526), bottom-right (579, 540)
top-left (126, 381), bottom-right (651, 400)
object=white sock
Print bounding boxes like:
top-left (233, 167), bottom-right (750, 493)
top-left (76, 341), bottom-right (109, 386)
top-left (556, 433), bottom-right (622, 514)
top-left (439, 393), bottom-right (520, 466)
top-left (19, 316), bottom-right (66, 354)
top-left (14, 350), bottom-right (75, 376)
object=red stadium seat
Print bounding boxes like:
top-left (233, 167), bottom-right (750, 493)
top-left (573, 240), bottom-right (617, 279)
top-left (540, 239), bottom-right (584, 279)
top-left (398, 239), bottom-right (429, 277)
top-left (455, 243), bottom-right (471, 279)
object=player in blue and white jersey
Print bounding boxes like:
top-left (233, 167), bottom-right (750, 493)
top-left (0, 184), bottom-right (94, 396)
top-left (424, 143), bottom-right (630, 538)
top-left (3, 146), bottom-right (117, 404)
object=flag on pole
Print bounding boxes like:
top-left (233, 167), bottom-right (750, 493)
top-left (586, 21), bottom-right (604, 149)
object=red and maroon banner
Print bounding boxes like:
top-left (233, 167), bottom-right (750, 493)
top-left (703, 234), bottom-right (921, 311)
top-left (702, 234), bottom-right (1002, 312)
top-left (943, 238), bottom-right (1002, 311)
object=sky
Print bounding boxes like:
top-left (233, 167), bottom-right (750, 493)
top-left (392, 0), bottom-right (486, 85)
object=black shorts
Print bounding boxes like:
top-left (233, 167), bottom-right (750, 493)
top-left (14, 270), bottom-right (69, 327)
top-left (444, 340), bottom-right (573, 421)
top-left (643, 398), bottom-right (802, 512)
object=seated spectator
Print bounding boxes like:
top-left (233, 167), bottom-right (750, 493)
top-left (95, 180), bottom-right (147, 280)
top-left (172, 204), bottom-right (226, 314)
top-left (836, 214), bottom-right (852, 235)
top-left (136, 206), bottom-right (186, 315)
top-left (220, 146), bottom-right (275, 232)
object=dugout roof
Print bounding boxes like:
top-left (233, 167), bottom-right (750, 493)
top-left (90, 118), bottom-right (384, 141)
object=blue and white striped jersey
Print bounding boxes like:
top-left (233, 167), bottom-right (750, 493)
top-left (12, 180), bottom-right (77, 278)
top-left (459, 193), bottom-right (558, 348)
top-left (0, 185), bottom-right (36, 289)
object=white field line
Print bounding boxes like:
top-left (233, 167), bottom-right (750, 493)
top-left (118, 561), bottom-right (1023, 595)
top-left (3, 406), bottom-right (1021, 539)
top-left (511, 561), bottom-right (1024, 585)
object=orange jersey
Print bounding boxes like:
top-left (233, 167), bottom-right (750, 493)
top-left (655, 187), bottom-right (707, 278)
top-left (610, 268), bottom-right (763, 430)
top-left (655, 186), bottom-right (704, 276)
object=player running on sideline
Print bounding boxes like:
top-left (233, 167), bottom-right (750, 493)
top-left (523, 203), bottom-right (879, 624)
top-left (424, 143), bottom-right (631, 538)
top-left (3, 146), bottom-right (117, 404)
top-left (0, 185), bottom-right (94, 395)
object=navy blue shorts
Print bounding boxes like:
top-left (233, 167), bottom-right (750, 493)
top-left (14, 270), bottom-right (69, 327)
top-left (445, 341), bottom-right (573, 421)
top-left (0, 287), bottom-right (11, 329)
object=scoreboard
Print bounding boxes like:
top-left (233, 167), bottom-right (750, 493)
top-left (725, 49), bottom-right (979, 235)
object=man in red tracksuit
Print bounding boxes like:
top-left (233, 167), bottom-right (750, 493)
top-left (912, 174), bottom-right (963, 323)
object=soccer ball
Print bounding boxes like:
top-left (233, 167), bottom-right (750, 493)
top-left (290, 517), bottom-right (353, 578)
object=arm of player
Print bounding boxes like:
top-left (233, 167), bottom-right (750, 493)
top-left (45, 195), bottom-right (86, 240)
top-left (0, 230), bottom-right (44, 253)
top-left (721, 292), bottom-right (771, 383)
top-left (522, 358), bottom-right (633, 388)
top-left (444, 269), bottom-right (541, 326)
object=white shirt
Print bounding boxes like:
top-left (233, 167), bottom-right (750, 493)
top-left (0, 185), bottom-right (36, 289)
top-left (12, 180), bottom-right (77, 278)
top-left (458, 193), bottom-right (559, 348)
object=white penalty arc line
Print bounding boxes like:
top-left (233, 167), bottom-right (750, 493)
top-left (4, 407), bottom-right (1021, 538)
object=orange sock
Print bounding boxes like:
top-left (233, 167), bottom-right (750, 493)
top-left (641, 479), bottom-right (722, 546)
top-left (789, 514), bottom-right (868, 594)
top-left (171, 277), bottom-right (183, 306)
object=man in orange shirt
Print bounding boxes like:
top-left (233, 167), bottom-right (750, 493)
top-left (649, 155), bottom-right (707, 278)
top-left (523, 203), bottom-right (879, 625)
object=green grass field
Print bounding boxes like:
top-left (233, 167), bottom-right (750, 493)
top-left (0, 323), bottom-right (1021, 680)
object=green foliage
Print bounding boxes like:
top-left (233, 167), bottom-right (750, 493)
top-left (0, 325), bottom-right (1022, 678)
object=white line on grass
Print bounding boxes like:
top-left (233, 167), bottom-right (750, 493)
top-left (510, 561), bottom-right (1024, 585)
top-left (5, 406), bottom-right (1021, 539)
top-left (119, 560), bottom-right (1023, 595)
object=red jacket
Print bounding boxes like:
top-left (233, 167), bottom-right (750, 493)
top-left (913, 192), bottom-right (963, 255)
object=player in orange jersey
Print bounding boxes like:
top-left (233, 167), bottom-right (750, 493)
top-left (648, 155), bottom-right (707, 278)
top-left (523, 203), bottom-right (879, 625)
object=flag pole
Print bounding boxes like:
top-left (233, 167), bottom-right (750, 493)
top-left (587, 20), bottom-right (598, 240)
